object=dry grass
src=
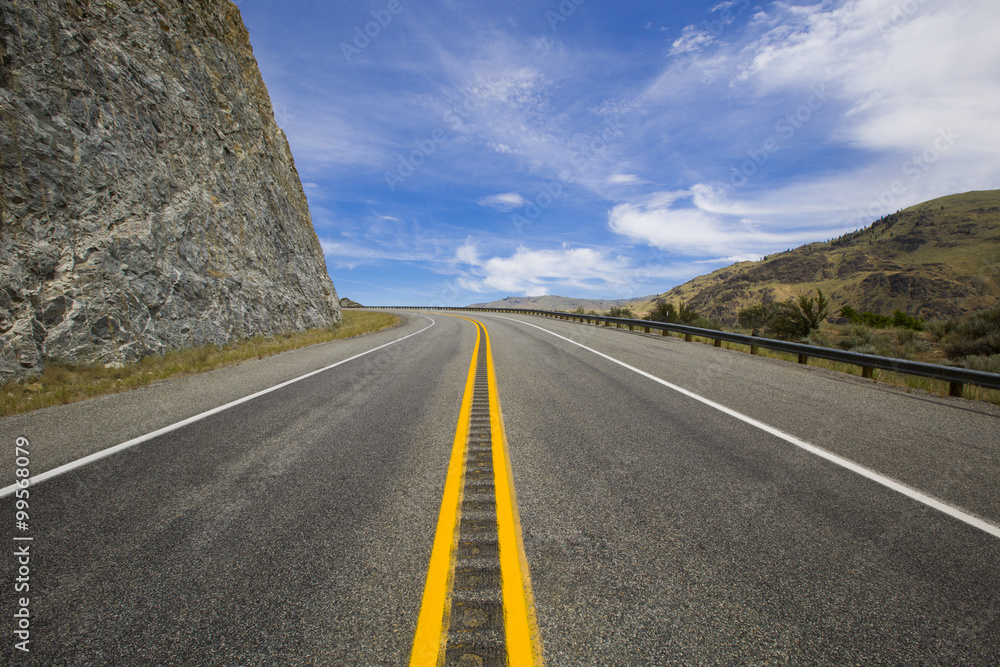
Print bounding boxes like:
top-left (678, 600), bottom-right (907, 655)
top-left (0, 311), bottom-right (399, 417)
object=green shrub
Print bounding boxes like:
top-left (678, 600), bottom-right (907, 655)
top-left (964, 354), bottom-right (1000, 374)
top-left (644, 302), bottom-right (676, 323)
top-left (738, 302), bottom-right (781, 330)
top-left (891, 310), bottom-right (925, 331)
top-left (943, 303), bottom-right (1000, 359)
top-left (644, 301), bottom-right (701, 325)
top-left (840, 305), bottom-right (924, 330)
top-left (807, 329), bottom-right (834, 348)
top-left (770, 289), bottom-right (830, 339)
top-left (608, 306), bottom-right (635, 319)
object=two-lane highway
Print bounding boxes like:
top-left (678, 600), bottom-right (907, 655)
top-left (3, 311), bottom-right (999, 664)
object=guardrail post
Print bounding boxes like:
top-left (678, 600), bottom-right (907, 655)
top-left (950, 381), bottom-right (964, 398)
top-left (684, 333), bottom-right (693, 342)
top-left (750, 344), bottom-right (758, 355)
top-left (862, 366), bottom-right (873, 379)
top-left (798, 354), bottom-right (808, 364)
top-left (644, 326), bottom-right (650, 334)
top-left (661, 329), bottom-right (668, 337)
top-left (628, 324), bottom-right (634, 331)
top-left (714, 339), bottom-right (722, 348)
top-left (616, 322), bottom-right (621, 329)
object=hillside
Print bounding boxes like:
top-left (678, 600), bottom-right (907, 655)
top-left (629, 190), bottom-right (1000, 325)
top-left (0, 0), bottom-right (340, 382)
top-left (467, 294), bottom-right (656, 312)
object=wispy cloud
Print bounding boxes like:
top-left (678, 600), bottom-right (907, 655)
top-left (477, 192), bottom-right (528, 211)
top-left (607, 174), bottom-right (646, 185)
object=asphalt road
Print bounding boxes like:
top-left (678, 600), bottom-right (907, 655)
top-left (2, 311), bottom-right (999, 665)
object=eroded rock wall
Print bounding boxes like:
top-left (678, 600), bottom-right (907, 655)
top-left (0, 0), bottom-right (340, 381)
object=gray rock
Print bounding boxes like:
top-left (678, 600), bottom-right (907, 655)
top-left (0, 0), bottom-right (341, 382)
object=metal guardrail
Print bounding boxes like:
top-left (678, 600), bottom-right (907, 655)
top-left (369, 306), bottom-right (1000, 396)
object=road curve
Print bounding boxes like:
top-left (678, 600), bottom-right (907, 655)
top-left (2, 311), bottom-right (998, 665)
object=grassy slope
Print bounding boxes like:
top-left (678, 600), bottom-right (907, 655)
top-left (627, 190), bottom-right (1000, 324)
top-left (0, 310), bottom-right (399, 417)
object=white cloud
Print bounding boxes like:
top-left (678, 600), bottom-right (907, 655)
top-left (456, 245), bottom-right (631, 296)
top-left (319, 239), bottom-right (439, 270)
top-left (733, 0), bottom-right (1000, 156)
top-left (607, 190), bottom-right (815, 256)
top-left (465, 68), bottom-right (548, 110)
top-left (456, 239), bottom-right (480, 265)
top-left (607, 174), bottom-right (645, 185)
top-left (632, 0), bottom-right (1000, 241)
top-left (477, 192), bottom-right (528, 211)
top-left (669, 25), bottom-right (718, 56)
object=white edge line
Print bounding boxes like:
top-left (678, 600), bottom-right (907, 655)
top-left (491, 314), bottom-right (1000, 540)
top-left (1, 315), bottom-right (436, 499)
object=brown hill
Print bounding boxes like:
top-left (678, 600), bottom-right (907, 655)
top-left (631, 190), bottom-right (1000, 325)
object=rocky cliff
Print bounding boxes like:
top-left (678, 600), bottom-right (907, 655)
top-left (0, 0), bottom-right (340, 382)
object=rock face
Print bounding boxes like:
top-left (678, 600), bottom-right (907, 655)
top-left (0, 0), bottom-right (340, 381)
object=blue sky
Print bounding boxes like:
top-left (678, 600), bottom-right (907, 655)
top-left (232, 0), bottom-right (1000, 307)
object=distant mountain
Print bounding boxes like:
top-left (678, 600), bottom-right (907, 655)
top-left (466, 294), bottom-right (656, 312)
top-left (626, 190), bottom-right (1000, 325)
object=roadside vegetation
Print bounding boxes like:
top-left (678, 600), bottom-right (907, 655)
top-left (579, 295), bottom-right (1000, 404)
top-left (0, 310), bottom-right (399, 417)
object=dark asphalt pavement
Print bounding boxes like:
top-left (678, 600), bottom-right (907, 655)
top-left (2, 311), bottom-right (999, 664)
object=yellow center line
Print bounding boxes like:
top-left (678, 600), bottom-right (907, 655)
top-left (409, 315), bottom-right (544, 666)
top-left (409, 322), bottom-right (478, 666)
top-left (483, 322), bottom-right (545, 665)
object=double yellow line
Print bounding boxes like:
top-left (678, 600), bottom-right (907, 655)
top-left (409, 317), bottom-right (544, 666)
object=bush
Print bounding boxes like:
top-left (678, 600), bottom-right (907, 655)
top-left (770, 289), bottom-right (830, 339)
top-left (840, 305), bottom-right (924, 331)
top-left (964, 354), bottom-right (1000, 374)
top-left (836, 326), bottom-right (894, 356)
top-left (644, 301), bottom-right (701, 325)
top-left (737, 302), bottom-right (781, 330)
top-left (943, 303), bottom-right (1000, 359)
top-left (807, 329), bottom-right (834, 348)
top-left (891, 310), bottom-right (925, 331)
top-left (644, 302), bottom-right (676, 323)
top-left (608, 306), bottom-right (635, 319)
